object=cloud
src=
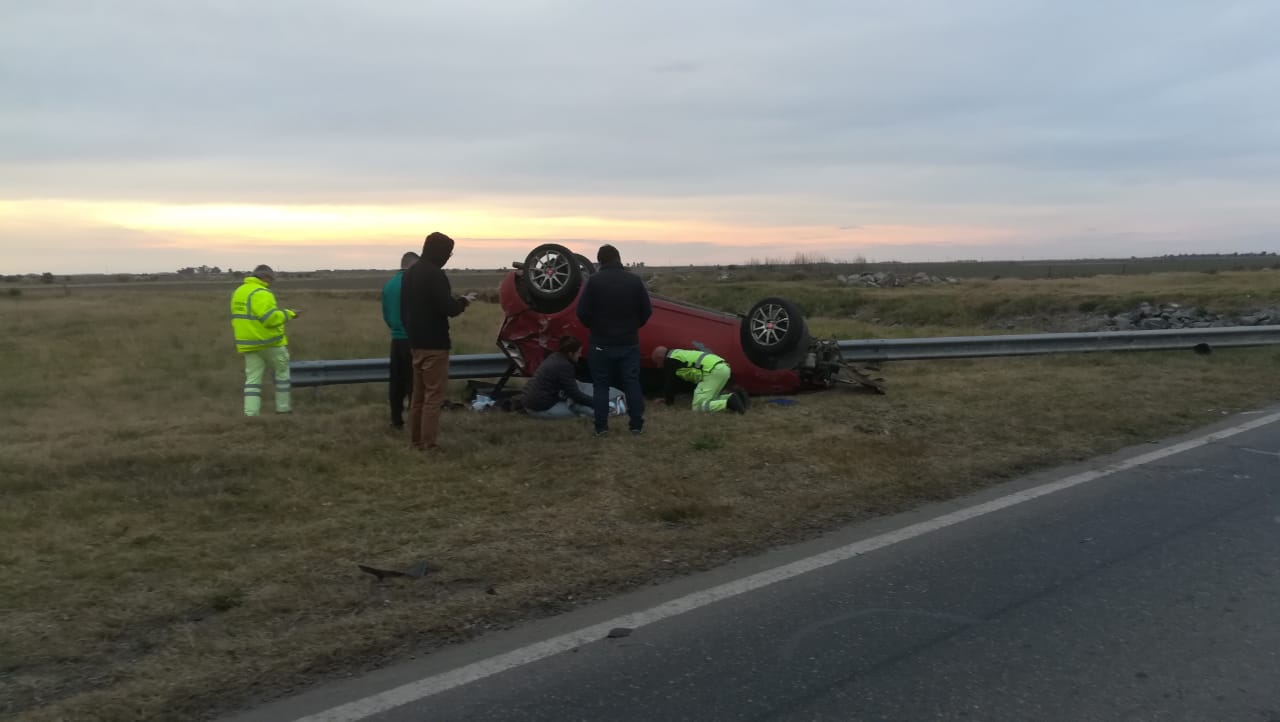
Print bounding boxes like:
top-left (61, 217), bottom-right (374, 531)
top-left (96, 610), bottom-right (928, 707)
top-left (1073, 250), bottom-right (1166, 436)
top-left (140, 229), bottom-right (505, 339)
top-left (1, 1), bottom-right (1279, 272)
top-left (651, 61), bottom-right (702, 75)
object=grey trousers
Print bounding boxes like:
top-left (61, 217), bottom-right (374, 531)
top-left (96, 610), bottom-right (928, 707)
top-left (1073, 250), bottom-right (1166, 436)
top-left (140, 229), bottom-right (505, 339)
top-left (526, 400), bottom-right (594, 420)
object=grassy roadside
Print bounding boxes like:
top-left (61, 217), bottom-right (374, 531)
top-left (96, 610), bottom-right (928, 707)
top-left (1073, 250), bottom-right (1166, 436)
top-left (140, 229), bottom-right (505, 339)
top-left (2, 275), bottom-right (1279, 721)
top-left (653, 269), bottom-right (1280, 326)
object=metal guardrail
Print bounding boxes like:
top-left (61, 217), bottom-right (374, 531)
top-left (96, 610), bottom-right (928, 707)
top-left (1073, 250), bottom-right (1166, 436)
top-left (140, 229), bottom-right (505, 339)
top-left (290, 326), bottom-right (1280, 387)
top-left (291, 354), bottom-right (512, 387)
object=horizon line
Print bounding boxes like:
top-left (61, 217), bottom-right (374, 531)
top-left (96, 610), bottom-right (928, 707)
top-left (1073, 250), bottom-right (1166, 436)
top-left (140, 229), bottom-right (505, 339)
top-left (6, 250), bottom-right (1278, 279)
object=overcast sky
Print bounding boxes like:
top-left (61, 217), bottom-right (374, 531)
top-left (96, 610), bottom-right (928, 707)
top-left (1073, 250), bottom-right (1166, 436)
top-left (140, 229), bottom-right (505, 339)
top-left (2, 0), bottom-right (1277, 273)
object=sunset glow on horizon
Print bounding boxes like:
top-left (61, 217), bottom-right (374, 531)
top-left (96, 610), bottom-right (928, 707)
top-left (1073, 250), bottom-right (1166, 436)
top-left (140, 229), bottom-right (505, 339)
top-left (1, 198), bottom-right (1025, 273)
top-left (3, 3), bottom-right (1277, 274)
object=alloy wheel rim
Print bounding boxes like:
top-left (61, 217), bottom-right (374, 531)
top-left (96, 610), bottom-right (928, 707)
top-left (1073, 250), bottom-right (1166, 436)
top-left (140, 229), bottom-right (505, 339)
top-left (529, 251), bottom-right (571, 294)
top-left (749, 304), bottom-right (789, 346)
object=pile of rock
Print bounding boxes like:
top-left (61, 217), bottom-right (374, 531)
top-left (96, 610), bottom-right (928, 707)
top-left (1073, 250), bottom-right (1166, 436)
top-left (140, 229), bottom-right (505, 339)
top-left (985, 302), bottom-right (1280, 333)
top-left (1102, 303), bottom-right (1278, 331)
top-left (836, 272), bottom-right (958, 288)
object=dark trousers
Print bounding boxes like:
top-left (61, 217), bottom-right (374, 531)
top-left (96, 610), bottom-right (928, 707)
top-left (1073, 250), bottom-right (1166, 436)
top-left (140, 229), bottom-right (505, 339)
top-left (389, 339), bottom-right (413, 426)
top-left (589, 344), bottom-right (644, 433)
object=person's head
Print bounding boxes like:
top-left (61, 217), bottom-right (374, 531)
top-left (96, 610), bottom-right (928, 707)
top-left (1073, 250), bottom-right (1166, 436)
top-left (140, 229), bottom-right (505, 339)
top-left (421, 231), bottom-right (456, 267)
top-left (400, 251), bottom-right (419, 270)
top-left (558, 335), bottom-right (583, 362)
top-left (597, 244), bottom-right (621, 266)
top-left (651, 346), bottom-right (669, 365)
top-left (252, 264), bottom-right (275, 285)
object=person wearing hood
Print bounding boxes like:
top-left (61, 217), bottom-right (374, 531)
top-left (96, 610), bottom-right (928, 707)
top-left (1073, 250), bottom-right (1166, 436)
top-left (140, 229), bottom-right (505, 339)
top-left (399, 232), bottom-right (477, 450)
top-left (381, 250), bottom-right (418, 429)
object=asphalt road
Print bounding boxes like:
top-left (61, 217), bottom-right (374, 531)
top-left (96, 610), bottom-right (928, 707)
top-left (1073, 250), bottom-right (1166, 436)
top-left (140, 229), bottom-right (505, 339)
top-left (232, 408), bottom-right (1280, 722)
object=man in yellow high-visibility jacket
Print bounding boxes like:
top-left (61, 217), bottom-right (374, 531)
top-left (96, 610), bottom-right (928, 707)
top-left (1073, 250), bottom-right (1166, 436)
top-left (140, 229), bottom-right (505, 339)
top-left (230, 265), bottom-right (299, 416)
top-left (652, 346), bottom-right (748, 413)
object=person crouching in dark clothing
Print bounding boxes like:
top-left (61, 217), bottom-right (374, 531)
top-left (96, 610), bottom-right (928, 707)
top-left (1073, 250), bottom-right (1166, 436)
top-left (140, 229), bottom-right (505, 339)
top-left (399, 231), bottom-right (476, 450)
top-left (521, 336), bottom-right (595, 420)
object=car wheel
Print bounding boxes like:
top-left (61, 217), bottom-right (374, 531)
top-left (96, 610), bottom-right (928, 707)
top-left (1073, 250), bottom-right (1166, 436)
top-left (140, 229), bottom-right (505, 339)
top-left (522, 244), bottom-right (583, 313)
top-left (575, 253), bottom-right (596, 277)
top-left (740, 296), bottom-right (809, 370)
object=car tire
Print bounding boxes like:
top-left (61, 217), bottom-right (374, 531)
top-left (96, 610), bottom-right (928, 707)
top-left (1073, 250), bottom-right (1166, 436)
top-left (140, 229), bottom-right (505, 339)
top-left (521, 244), bottom-right (583, 313)
top-left (740, 296), bottom-right (809, 370)
top-left (575, 253), bottom-right (596, 277)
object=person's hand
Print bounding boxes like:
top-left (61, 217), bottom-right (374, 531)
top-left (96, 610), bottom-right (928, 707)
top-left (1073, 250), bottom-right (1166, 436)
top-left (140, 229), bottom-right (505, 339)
top-left (463, 292), bottom-right (478, 303)
top-left (291, 309), bottom-right (302, 318)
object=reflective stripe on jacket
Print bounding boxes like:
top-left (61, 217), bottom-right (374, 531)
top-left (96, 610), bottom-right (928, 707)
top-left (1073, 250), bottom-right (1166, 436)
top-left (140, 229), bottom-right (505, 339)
top-left (230, 277), bottom-right (295, 353)
top-left (669, 348), bottom-right (725, 383)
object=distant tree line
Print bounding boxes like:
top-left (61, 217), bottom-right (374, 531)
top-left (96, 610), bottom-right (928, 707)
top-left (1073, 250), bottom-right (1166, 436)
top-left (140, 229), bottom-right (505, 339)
top-left (1153, 251), bottom-right (1276, 259)
top-left (7, 251), bottom-right (1272, 286)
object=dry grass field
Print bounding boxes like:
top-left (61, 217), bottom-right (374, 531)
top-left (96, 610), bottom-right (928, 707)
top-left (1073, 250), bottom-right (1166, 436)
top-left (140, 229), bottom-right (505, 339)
top-left (3, 271), bottom-right (1280, 721)
top-left (654, 269), bottom-right (1280, 328)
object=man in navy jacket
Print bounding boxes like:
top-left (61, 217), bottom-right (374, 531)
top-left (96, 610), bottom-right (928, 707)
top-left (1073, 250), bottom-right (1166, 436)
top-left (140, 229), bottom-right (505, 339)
top-left (575, 244), bottom-right (652, 436)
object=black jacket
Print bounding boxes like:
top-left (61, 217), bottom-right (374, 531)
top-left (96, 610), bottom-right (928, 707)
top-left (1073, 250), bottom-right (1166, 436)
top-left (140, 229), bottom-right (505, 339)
top-left (575, 263), bottom-right (652, 347)
top-left (400, 256), bottom-right (468, 351)
top-left (521, 352), bottom-right (591, 411)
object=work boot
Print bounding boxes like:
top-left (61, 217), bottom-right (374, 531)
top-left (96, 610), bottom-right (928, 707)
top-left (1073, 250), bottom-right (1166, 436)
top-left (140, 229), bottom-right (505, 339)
top-left (735, 390), bottom-right (751, 411)
top-left (726, 394), bottom-right (746, 414)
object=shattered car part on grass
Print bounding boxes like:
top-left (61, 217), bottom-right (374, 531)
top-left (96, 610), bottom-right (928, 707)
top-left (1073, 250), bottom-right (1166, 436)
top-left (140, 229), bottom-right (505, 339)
top-left (357, 560), bottom-right (440, 581)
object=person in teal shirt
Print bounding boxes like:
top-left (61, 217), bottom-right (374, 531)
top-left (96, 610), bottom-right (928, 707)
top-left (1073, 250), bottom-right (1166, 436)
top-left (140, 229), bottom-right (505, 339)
top-left (382, 251), bottom-right (418, 428)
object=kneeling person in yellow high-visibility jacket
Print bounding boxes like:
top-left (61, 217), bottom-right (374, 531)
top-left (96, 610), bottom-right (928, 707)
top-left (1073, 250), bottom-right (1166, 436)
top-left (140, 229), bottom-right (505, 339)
top-left (651, 346), bottom-right (748, 413)
top-left (230, 265), bottom-right (299, 416)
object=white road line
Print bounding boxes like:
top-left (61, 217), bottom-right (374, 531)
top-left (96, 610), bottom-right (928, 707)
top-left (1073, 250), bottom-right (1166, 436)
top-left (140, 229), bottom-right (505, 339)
top-left (294, 411), bottom-right (1280, 722)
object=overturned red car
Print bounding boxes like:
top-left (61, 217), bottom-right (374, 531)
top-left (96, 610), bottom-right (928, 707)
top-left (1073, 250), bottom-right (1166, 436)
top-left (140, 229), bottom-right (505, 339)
top-left (494, 244), bottom-right (882, 396)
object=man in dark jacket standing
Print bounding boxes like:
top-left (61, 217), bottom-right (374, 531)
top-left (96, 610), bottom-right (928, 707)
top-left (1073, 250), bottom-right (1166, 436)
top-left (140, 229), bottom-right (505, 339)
top-left (381, 250), bottom-right (418, 429)
top-left (575, 244), bottom-right (651, 436)
top-left (400, 232), bottom-right (476, 450)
